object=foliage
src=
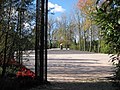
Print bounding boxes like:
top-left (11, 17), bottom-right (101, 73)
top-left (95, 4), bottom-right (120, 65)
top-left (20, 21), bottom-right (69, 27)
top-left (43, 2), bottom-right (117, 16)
top-left (0, 0), bottom-right (35, 77)
top-left (95, 0), bottom-right (120, 79)
top-left (77, 0), bottom-right (96, 29)
top-left (16, 66), bottom-right (35, 79)
top-left (100, 40), bottom-right (110, 53)
top-left (95, 0), bottom-right (120, 54)
top-left (78, 0), bottom-right (96, 15)
top-left (110, 54), bottom-right (120, 79)
top-left (69, 43), bottom-right (79, 50)
top-left (0, 58), bottom-right (36, 90)
top-left (0, 0), bottom-right (35, 52)
top-left (0, 59), bottom-right (20, 77)
top-left (77, 0), bottom-right (101, 52)
top-left (0, 58), bottom-right (36, 89)
top-left (52, 14), bottom-right (76, 49)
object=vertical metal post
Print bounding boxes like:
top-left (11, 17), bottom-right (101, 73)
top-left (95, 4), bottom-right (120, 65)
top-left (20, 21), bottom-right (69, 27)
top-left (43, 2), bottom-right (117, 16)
top-left (39, 0), bottom-right (45, 82)
top-left (35, 0), bottom-right (40, 78)
top-left (35, 0), bottom-right (48, 83)
top-left (17, 4), bottom-right (21, 64)
top-left (44, 0), bottom-right (48, 82)
top-left (19, 10), bottom-right (22, 64)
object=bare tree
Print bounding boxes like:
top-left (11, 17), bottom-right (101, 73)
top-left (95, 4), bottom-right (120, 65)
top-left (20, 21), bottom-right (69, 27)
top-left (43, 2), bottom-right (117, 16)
top-left (48, 16), bottom-right (55, 48)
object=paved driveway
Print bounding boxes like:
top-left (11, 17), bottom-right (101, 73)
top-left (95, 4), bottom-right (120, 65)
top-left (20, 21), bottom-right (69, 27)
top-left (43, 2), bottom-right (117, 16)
top-left (47, 50), bottom-right (113, 82)
top-left (23, 49), bottom-right (113, 82)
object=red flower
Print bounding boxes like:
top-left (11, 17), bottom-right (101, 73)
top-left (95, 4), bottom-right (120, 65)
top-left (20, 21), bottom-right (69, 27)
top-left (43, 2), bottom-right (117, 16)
top-left (20, 67), bottom-right (27, 71)
top-left (16, 67), bottom-right (35, 79)
top-left (16, 71), bottom-right (22, 77)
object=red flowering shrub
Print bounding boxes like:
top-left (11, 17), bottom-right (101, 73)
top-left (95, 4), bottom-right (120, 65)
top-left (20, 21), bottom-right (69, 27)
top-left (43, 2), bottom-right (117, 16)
top-left (0, 56), bottom-right (35, 79)
top-left (16, 66), bottom-right (35, 79)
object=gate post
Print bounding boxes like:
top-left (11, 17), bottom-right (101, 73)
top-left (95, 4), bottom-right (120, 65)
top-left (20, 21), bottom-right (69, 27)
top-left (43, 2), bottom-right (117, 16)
top-left (35, 0), bottom-right (48, 83)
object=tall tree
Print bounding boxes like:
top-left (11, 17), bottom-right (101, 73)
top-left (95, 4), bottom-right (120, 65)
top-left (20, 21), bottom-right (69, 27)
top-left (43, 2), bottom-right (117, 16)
top-left (72, 7), bottom-right (84, 50)
top-left (48, 16), bottom-right (55, 48)
top-left (52, 14), bottom-right (76, 49)
top-left (78, 0), bottom-right (99, 52)
top-left (0, 0), bottom-right (35, 77)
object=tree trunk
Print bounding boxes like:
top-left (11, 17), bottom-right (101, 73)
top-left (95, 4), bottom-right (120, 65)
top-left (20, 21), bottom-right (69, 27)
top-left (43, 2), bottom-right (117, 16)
top-left (89, 28), bottom-right (92, 52)
top-left (2, 0), bottom-right (12, 77)
top-left (83, 31), bottom-right (86, 51)
top-left (89, 21), bottom-right (93, 52)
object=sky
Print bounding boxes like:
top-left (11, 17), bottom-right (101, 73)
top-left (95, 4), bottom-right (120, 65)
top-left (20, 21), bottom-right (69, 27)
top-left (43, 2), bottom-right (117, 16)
top-left (48, 0), bottom-right (78, 18)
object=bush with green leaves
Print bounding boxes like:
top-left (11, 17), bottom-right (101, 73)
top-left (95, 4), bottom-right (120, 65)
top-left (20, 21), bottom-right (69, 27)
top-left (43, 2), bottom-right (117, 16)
top-left (95, 0), bottom-right (120, 79)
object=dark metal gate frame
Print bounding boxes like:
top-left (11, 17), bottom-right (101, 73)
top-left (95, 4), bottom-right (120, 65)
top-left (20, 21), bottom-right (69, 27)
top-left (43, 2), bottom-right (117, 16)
top-left (35, 0), bottom-right (48, 83)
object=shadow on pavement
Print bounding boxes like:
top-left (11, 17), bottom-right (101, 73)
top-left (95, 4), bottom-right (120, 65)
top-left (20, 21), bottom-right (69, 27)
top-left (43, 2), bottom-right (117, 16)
top-left (29, 80), bottom-right (120, 90)
top-left (48, 50), bottom-right (95, 54)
